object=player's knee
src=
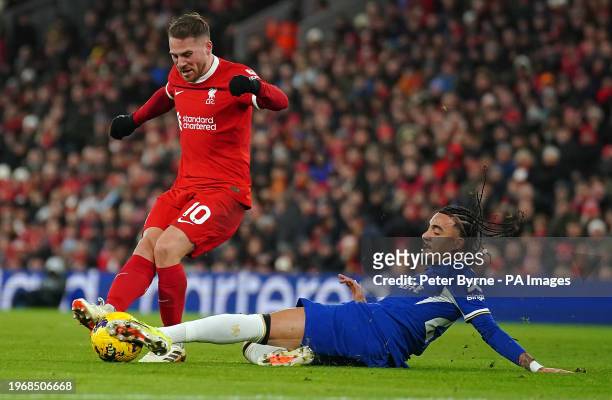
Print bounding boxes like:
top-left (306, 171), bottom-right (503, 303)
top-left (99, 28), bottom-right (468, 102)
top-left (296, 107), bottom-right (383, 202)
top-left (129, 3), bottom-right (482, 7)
top-left (153, 241), bottom-right (171, 265)
top-left (153, 239), bottom-right (183, 266)
top-left (134, 236), bottom-right (155, 261)
top-left (134, 228), bottom-right (162, 261)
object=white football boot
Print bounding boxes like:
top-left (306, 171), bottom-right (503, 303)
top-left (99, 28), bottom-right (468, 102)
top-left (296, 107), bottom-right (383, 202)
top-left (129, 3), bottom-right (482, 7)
top-left (106, 319), bottom-right (185, 362)
top-left (138, 344), bottom-right (186, 363)
top-left (257, 345), bottom-right (314, 366)
top-left (71, 297), bottom-right (115, 330)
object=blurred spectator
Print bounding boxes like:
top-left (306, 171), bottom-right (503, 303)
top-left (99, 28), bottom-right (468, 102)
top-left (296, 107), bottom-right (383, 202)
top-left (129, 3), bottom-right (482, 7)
top-left (13, 256), bottom-right (67, 307)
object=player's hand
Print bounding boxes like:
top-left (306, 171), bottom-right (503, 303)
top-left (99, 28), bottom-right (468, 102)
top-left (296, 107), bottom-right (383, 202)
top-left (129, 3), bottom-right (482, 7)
top-left (229, 75), bottom-right (260, 96)
top-left (536, 367), bottom-right (574, 374)
top-left (109, 114), bottom-right (138, 140)
top-left (338, 274), bottom-right (366, 302)
top-left (519, 353), bottom-right (573, 374)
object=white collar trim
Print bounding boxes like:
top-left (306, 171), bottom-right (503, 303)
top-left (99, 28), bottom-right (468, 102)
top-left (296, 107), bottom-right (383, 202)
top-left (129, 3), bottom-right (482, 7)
top-left (194, 55), bottom-right (219, 84)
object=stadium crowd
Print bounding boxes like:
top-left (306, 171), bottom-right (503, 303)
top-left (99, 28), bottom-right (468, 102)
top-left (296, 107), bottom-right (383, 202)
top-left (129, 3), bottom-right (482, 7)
top-left (0, 0), bottom-right (610, 280)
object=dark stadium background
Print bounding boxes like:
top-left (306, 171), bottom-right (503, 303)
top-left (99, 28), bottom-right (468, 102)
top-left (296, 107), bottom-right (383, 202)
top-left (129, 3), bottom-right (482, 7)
top-left (0, 0), bottom-right (610, 316)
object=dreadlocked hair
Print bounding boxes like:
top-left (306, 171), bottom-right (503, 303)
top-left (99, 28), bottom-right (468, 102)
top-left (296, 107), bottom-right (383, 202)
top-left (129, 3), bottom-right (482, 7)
top-left (437, 168), bottom-right (523, 253)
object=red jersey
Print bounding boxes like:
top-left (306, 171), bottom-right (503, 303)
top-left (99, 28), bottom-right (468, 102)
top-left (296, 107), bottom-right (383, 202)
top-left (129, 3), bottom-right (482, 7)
top-left (159, 56), bottom-right (286, 208)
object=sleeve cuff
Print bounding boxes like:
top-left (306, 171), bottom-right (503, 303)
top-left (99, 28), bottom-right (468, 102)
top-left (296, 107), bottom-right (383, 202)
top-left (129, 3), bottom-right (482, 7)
top-left (165, 82), bottom-right (174, 99)
top-left (464, 308), bottom-right (491, 322)
top-left (251, 94), bottom-right (260, 110)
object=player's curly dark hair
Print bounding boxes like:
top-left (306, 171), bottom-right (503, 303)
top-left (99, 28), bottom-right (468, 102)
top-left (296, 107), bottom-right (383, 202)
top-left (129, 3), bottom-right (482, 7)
top-left (437, 168), bottom-right (523, 253)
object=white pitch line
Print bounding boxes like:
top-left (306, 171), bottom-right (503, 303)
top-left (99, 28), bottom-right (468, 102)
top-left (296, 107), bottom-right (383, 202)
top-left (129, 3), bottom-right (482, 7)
top-left (0, 394), bottom-right (472, 400)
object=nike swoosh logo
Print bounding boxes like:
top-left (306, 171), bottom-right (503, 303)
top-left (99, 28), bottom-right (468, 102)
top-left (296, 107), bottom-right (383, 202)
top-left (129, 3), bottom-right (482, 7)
top-left (177, 216), bottom-right (194, 225)
top-left (175, 90), bottom-right (184, 95)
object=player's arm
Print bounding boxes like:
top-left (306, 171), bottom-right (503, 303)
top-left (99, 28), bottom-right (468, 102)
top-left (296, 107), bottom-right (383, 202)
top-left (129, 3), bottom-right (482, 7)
top-left (469, 313), bottom-right (572, 373)
top-left (109, 86), bottom-right (175, 140)
top-left (229, 75), bottom-right (288, 111)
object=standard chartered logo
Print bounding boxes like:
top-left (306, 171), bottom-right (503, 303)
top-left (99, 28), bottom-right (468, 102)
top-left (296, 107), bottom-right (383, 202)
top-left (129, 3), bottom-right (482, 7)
top-left (176, 112), bottom-right (217, 132)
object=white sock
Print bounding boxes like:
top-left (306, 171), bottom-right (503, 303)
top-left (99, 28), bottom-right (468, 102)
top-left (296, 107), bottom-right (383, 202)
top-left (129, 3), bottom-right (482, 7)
top-left (160, 314), bottom-right (267, 344)
top-left (159, 324), bottom-right (187, 343)
top-left (242, 342), bottom-right (286, 365)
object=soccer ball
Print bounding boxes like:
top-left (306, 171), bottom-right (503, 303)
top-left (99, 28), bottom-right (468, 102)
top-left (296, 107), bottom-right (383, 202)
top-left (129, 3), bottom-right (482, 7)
top-left (90, 312), bottom-right (143, 362)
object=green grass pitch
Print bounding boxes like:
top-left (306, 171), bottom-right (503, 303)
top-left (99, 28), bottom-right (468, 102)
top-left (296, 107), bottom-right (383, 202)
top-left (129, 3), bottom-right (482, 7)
top-left (0, 309), bottom-right (610, 400)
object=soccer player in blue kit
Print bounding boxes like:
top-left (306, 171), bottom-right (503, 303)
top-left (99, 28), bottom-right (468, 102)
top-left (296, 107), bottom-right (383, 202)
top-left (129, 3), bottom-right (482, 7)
top-left (107, 205), bottom-right (571, 373)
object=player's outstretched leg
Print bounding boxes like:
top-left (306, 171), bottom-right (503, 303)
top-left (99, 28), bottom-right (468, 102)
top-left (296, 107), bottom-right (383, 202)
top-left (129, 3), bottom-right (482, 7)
top-left (71, 298), bottom-right (115, 330)
top-left (109, 308), bottom-right (310, 366)
top-left (105, 228), bottom-right (161, 312)
top-left (72, 229), bottom-right (160, 330)
top-left (107, 319), bottom-right (173, 357)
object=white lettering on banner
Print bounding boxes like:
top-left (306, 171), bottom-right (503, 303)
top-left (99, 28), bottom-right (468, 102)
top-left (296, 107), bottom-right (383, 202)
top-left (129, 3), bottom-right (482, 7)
top-left (314, 277), bottom-right (353, 304)
top-left (256, 276), bottom-right (295, 313)
top-left (0, 271), bottom-right (353, 314)
top-left (59, 270), bottom-right (100, 311)
top-left (1, 272), bottom-right (43, 309)
top-left (139, 277), bottom-right (158, 314)
top-left (235, 272), bottom-right (261, 314)
top-left (214, 275), bottom-right (238, 315)
top-left (295, 277), bottom-right (321, 300)
top-left (186, 275), bottom-right (213, 315)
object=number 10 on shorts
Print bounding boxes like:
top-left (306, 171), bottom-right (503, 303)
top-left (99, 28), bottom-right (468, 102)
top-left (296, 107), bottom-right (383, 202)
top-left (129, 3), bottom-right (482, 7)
top-left (178, 202), bottom-right (211, 225)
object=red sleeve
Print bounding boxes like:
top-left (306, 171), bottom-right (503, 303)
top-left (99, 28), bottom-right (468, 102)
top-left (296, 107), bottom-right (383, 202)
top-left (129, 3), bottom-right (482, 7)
top-left (132, 86), bottom-right (175, 126)
top-left (253, 80), bottom-right (289, 111)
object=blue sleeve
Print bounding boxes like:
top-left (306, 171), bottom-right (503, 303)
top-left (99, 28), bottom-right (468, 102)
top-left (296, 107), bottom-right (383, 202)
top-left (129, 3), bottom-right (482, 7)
top-left (470, 313), bottom-right (526, 366)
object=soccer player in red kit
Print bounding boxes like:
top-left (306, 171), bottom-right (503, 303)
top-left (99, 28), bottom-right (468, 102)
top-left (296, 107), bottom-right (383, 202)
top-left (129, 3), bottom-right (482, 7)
top-left (71, 12), bottom-right (288, 362)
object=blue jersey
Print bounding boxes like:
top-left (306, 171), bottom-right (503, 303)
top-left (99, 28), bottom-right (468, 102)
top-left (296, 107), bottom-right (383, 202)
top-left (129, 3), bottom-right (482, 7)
top-left (375, 264), bottom-right (491, 366)
top-left (300, 264), bottom-right (525, 368)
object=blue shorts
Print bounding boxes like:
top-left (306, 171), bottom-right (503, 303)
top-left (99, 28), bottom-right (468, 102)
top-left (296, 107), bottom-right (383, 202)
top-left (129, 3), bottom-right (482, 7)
top-left (297, 298), bottom-right (402, 367)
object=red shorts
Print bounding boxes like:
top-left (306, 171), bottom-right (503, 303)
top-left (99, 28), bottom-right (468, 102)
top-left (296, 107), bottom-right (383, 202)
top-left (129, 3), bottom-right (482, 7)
top-left (143, 187), bottom-right (245, 257)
